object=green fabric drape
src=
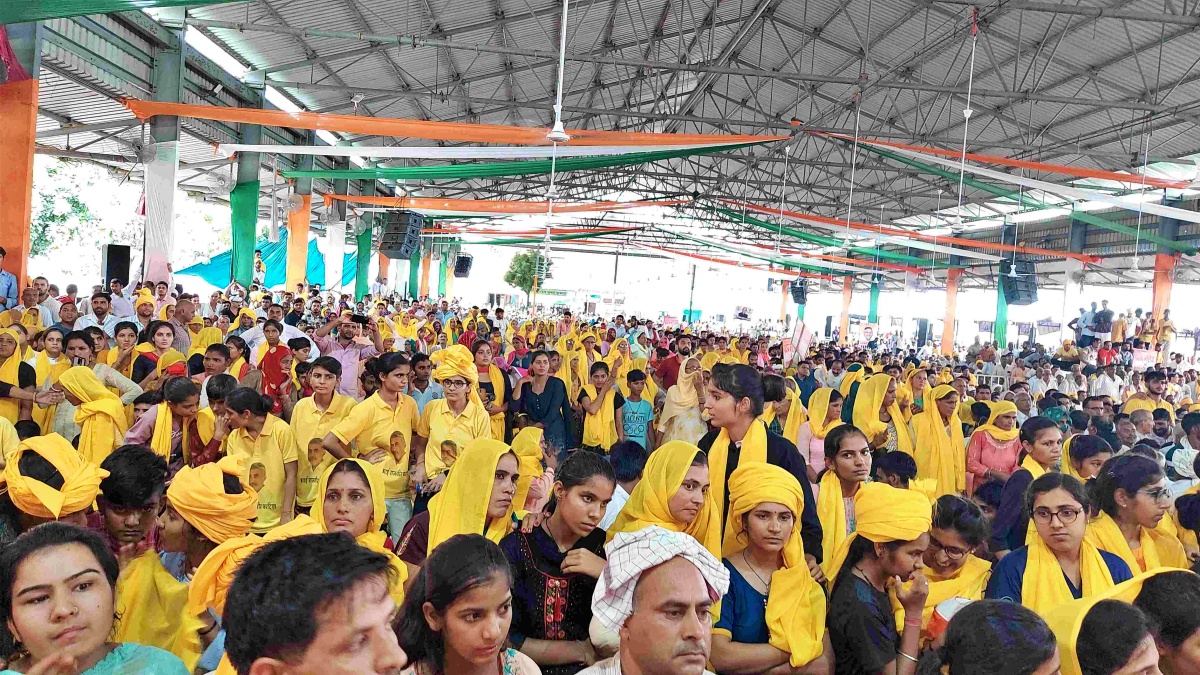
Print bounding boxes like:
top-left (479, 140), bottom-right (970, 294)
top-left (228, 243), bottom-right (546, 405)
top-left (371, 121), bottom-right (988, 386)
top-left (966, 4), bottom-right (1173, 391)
top-left (280, 143), bottom-right (760, 181)
top-left (868, 277), bottom-right (881, 324)
top-left (408, 248), bottom-right (420, 301)
top-left (0, 0), bottom-right (241, 22)
top-left (438, 254), bottom-right (448, 296)
top-left (355, 215), bottom-right (371, 301)
top-left (229, 181), bottom-right (260, 288)
top-left (995, 284), bottom-right (1009, 349)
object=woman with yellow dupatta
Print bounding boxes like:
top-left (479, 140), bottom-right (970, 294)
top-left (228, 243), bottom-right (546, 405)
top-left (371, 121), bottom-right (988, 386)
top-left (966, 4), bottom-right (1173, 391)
top-left (313, 458), bottom-right (408, 602)
top-left (605, 440), bottom-right (722, 557)
top-left (851, 374), bottom-right (914, 455)
top-left (396, 437), bottom-right (518, 577)
top-left (699, 363), bottom-right (822, 566)
top-left (106, 321), bottom-right (140, 384)
top-left (185, 326), bottom-right (224, 375)
top-left (711, 463), bottom-right (833, 675)
top-left (472, 339), bottom-right (511, 441)
top-left (796, 388), bottom-right (843, 494)
top-left (825, 482), bottom-right (932, 674)
top-left (554, 335), bottom-right (585, 403)
top-left (123, 376), bottom-right (205, 473)
top-left (909, 384), bottom-right (965, 498)
top-left (890, 495), bottom-right (991, 636)
top-left (606, 337), bottom-right (658, 403)
top-left (0, 327), bottom-right (41, 425)
top-left (816, 425), bottom-right (872, 579)
top-left (131, 320), bottom-right (187, 389)
top-left (28, 327), bottom-right (70, 434)
top-left (990, 416), bottom-right (1063, 556)
top-left (1085, 454), bottom-right (1187, 573)
top-left (965, 399), bottom-right (1022, 495)
top-left (579, 361), bottom-right (624, 453)
top-left (986, 472), bottom-right (1133, 616)
top-left (511, 425), bottom-right (549, 513)
top-left (837, 363), bottom-right (866, 398)
top-left (657, 356), bottom-right (707, 445)
top-left (57, 366), bottom-right (128, 465)
top-left (896, 367), bottom-right (931, 422)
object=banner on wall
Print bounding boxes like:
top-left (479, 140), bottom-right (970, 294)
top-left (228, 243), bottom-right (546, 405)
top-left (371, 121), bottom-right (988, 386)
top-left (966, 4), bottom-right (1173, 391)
top-left (977, 321), bottom-right (994, 333)
top-left (1036, 319), bottom-right (1062, 335)
top-left (1131, 349), bottom-right (1157, 372)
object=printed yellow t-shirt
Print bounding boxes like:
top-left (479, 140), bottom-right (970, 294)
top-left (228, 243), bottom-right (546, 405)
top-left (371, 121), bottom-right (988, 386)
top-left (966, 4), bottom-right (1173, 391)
top-left (330, 392), bottom-right (421, 500)
top-left (289, 393), bottom-right (356, 507)
top-left (225, 414), bottom-right (298, 533)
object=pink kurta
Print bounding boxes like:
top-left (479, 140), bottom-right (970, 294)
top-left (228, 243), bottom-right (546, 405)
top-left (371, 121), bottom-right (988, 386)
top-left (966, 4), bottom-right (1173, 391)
top-left (966, 431), bottom-right (1021, 496)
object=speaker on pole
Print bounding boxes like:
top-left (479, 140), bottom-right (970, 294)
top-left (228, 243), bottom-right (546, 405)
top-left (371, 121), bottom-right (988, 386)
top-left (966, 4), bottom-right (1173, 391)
top-left (101, 244), bottom-right (131, 285)
top-left (789, 280), bottom-right (807, 305)
top-left (1000, 260), bottom-right (1039, 305)
top-left (453, 253), bottom-right (474, 278)
top-left (379, 211), bottom-right (424, 259)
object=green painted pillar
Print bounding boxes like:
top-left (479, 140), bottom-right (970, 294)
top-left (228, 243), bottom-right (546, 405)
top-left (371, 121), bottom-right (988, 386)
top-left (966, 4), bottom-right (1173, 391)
top-left (354, 213), bottom-right (371, 301)
top-left (995, 284), bottom-right (1009, 349)
top-left (438, 252), bottom-right (448, 297)
top-left (229, 181), bottom-right (260, 287)
top-left (408, 247), bottom-right (420, 301)
top-left (868, 276), bottom-right (881, 324)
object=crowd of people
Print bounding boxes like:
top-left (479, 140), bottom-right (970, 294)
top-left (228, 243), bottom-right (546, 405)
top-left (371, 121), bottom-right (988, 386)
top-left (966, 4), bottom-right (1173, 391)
top-left (1, 267), bottom-right (1200, 675)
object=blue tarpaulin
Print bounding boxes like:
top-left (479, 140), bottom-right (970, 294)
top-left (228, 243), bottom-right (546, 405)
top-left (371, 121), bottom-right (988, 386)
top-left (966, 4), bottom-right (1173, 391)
top-left (176, 229), bottom-right (357, 289)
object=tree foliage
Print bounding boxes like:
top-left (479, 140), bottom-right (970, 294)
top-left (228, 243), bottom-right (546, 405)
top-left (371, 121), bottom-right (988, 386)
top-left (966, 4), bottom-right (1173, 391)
top-left (31, 164), bottom-right (100, 257)
top-left (503, 250), bottom-right (552, 300)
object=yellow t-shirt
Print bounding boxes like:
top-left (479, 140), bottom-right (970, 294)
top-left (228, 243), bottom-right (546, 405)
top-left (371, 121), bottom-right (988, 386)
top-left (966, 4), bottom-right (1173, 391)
top-left (1159, 320), bottom-right (1176, 342)
top-left (289, 393), bottom-right (356, 507)
top-left (416, 398), bottom-right (492, 478)
top-left (225, 414), bottom-right (298, 533)
top-left (331, 392), bottom-right (421, 500)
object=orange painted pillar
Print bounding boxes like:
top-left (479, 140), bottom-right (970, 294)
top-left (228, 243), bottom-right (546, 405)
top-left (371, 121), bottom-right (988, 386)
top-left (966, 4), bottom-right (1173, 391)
top-left (444, 267), bottom-right (455, 300)
top-left (285, 194), bottom-right (312, 289)
top-left (941, 268), bottom-right (963, 355)
top-left (1151, 253), bottom-right (1177, 325)
top-left (779, 281), bottom-right (788, 322)
top-left (418, 249), bottom-right (432, 299)
top-left (839, 277), bottom-right (853, 344)
top-left (0, 78), bottom-right (38, 290)
top-left (377, 252), bottom-right (391, 291)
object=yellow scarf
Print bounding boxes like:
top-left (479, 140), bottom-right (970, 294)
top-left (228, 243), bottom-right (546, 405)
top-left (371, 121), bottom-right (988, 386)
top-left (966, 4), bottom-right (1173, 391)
top-left (607, 339), bottom-right (659, 402)
top-left (114, 550), bottom-right (205, 671)
top-left (1022, 454), bottom-right (1048, 479)
top-left (1084, 511), bottom-right (1188, 574)
top-left (659, 359), bottom-right (701, 429)
top-left (106, 342), bottom-right (134, 379)
top-left (59, 366), bottom-right (128, 465)
top-left (722, 463), bottom-right (826, 666)
top-left (227, 355), bottom-right (247, 381)
top-left (897, 370), bottom-right (931, 423)
top-left (605, 440), bottom-right (722, 557)
top-left (31, 349), bottom-right (71, 433)
top-left (188, 327), bottom-right (223, 358)
top-left (149, 402), bottom-right (178, 461)
top-left (480, 363), bottom-right (507, 441)
top-left (825, 482), bottom-right (932, 590)
top-left (851, 375), bottom-right (913, 454)
top-left (817, 470), bottom-right (853, 578)
top-left (1021, 532), bottom-right (1116, 617)
top-left (581, 384), bottom-right (619, 450)
top-left (806, 388), bottom-right (843, 440)
top-left (1, 434), bottom-right (108, 519)
top-left (838, 365), bottom-right (865, 397)
top-left (511, 426), bottom-right (545, 511)
top-left (0, 328), bottom-right (24, 423)
top-left (779, 387), bottom-right (806, 444)
top-left (313, 459), bottom-right (408, 603)
top-left (974, 400), bottom-right (1020, 442)
top-left (167, 455), bottom-right (258, 545)
top-left (891, 554), bottom-right (991, 631)
top-left (427, 438), bottom-right (516, 551)
top-left (910, 384), bottom-right (965, 497)
top-left (706, 419), bottom-right (769, 532)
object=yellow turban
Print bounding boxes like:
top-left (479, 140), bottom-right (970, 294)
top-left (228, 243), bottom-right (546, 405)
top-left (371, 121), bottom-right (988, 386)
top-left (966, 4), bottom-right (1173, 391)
top-left (134, 290), bottom-right (156, 310)
top-left (1, 434), bottom-right (108, 519)
top-left (851, 375), bottom-right (914, 454)
top-left (510, 427), bottom-right (545, 511)
top-left (722, 463), bottom-right (826, 666)
top-left (806, 388), bottom-right (843, 440)
top-left (910, 384), bottom-right (965, 498)
top-left (974, 400), bottom-right (1020, 442)
top-left (312, 458), bottom-right (407, 603)
top-left (58, 366), bottom-right (128, 466)
top-left (427, 438), bottom-right (516, 551)
top-left (167, 455), bottom-right (259, 545)
top-left (606, 440), bottom-right (722, 558)
top-left (431, 344), bottom-right (482, 407)
top-left (824, 482), bottom-right (932, 590)
top-left (235, 307), bottom-right (257, 327)
top-left (188, 327), bottom-right (224, 358)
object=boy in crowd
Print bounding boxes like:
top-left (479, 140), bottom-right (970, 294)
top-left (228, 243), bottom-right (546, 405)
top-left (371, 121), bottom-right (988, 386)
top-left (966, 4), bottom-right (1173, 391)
top-left (89, 444), bottom-right (169, 558)
top-left (621, 370), bottom-right (655, 451)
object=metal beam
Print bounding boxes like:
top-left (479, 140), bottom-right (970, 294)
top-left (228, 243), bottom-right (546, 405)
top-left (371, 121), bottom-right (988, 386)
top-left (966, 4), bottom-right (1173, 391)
top-left (35, 118), bottom-right (141, 140)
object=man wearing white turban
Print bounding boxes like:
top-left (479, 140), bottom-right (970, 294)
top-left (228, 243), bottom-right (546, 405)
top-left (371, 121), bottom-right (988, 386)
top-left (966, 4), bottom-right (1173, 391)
top-left (583, 526), bottom-right (731, 675)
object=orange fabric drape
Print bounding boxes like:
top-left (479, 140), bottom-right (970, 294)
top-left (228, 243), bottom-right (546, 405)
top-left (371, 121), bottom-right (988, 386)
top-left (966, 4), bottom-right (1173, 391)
top-left (0, 78), bottom-right (38, 288)
top-left (1152, 253), bottom-right (1177, 324)
top-left (377, 252), bottom-right (391, 287)
top-left (941, 268), bottom-right (962, 355)
top-left (839, 277), bottom-right (853, 345)
top-left (123, 99), bottom-right (786, 147)
top-left (419, 250), bottom-right (431, 299)
top-left (721, 198), bottom-right (1100, 264)
top-left (326, 194), bottom-right (685, 215)
top-left (285, 193), bottom-right (312, 289)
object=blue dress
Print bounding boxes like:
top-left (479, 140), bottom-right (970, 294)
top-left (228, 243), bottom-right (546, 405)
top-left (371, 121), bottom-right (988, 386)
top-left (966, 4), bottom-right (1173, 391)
top-left (513, 376), bottom-right (574, 456)
top-left (715, 560), bottom-right (770, 644)
top-left (0, 643), bottom-right (188, 674)
top-left (985, 545), bottom-right (1134, 604)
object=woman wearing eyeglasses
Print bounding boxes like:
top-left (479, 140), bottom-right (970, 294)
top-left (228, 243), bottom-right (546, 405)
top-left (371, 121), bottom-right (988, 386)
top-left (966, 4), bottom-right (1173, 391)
top-left (1084, 454), bottom-right (1188, 573)
top-left (412, 345), bottom-right (492, 509)
top-left (988, 416), bottom-right (1062, 559)
top-left (986, 473), bottom-right (1132, 617)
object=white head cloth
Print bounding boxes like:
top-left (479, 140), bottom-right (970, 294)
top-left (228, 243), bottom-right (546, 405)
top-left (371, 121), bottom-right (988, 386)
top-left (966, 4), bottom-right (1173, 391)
top-left (592, 525), bottom-right (731, 632)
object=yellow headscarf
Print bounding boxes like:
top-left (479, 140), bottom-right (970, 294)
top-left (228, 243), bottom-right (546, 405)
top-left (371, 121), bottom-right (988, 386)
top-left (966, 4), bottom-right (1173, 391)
top-left (1021, 528), bottom-right (1116, 617)
top-left (973, 400), bottom-right (1020, 442)
top-left (838, 364), bottom-right (866, 397)
top-left (910, 384), bottom-right (965, 498)
top-left (1044, 569), bottom-right (1177, 675)
top-left (0, 434), bottom-right (108, 519)
top-left (0, 328), bottom-right (23, 423)
top-left (605, 440), bottom-right (722, 557)
top-left (824, 482), bottom-right (932, 590)
top-left (658, 358), bottom-right (701, 430)
top-left (114, 550), bottom-right (205, 670)
top-left (851, 375), bottom-right (914, 454)
top-left (722, 463), bottom-right (826, 666)
top-left (607, 338), bottom-right (658, 402)
top-left (58, 366), bottom-right (128, 466)
top-left (936, 367), bottom-right (953, 385)
top-left (426, 438), bottom-right (516, 551)
top-left (312, 458), bottom-right (408, 603)
top-left (707, 419), bottom-right (770, 539)
top-left (31, 343), bottom-right (71, 433)
top-left (581, 382), bottom-right (619, 450)
top-left (167, 455), bottom-right (259, 545)
top-left (188, 327), bottom-right (223, 358)
top-left (431, 344), bottom-right (483, 408)
top-left (134, 289), bottom-right (155, 312)
top-left (804, 388), bottom-right (842, 441)
top-left (898, 369), bottom-right (932, 422)
top-left (1084, 510), bottom-right (1188, 574)
top-left (779, 387), bottom-right (807, 444)
top-left (157, 302), bottom-right (176, 322)
top-left (148, 401), bottom-right (213, 465)
top-left (511, 426), bottom-right (545, 511)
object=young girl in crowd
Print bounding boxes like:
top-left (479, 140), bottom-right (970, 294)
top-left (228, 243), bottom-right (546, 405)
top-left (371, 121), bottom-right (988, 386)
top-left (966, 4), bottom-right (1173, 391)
top-left (123, 376), bottom-right (203, 472)
top-left (817, 425), bottom-right (872, 578)
top-left (290, 356), bottom-right (354, 517)
top-left (919, 600), bottom-right (1058, 675)
top-left (28, 327), bottom-right (68, 434)
top-left (795, 388), bottom-right (842, 491)
top-left (501, 451), bottom-right (615, 675)
top-left (222, 387), bottom-right (298, 534)
top-left (990, 416), bottom-right (1063, 556)
top-left (473, 340), bottom-right (511, 442)
top-left (1085, 454), bottom-right (1187, 572)
top-left (966, 400), bottom-right (1022, 495)
top-left (851, 375), bottom-right (914, 455)
top-left (579, 362), bottom-right (624, 453)
top-left (131, 320), bottom-right (185, 388)
top-left (909, 385), bottom-right (965, 498)
top-left (397, 533), bottom-right (541, 675)
top-left (0, 523), bottom-right (189, 674)
top-left (1063, 434), bottom-right (1115, 481)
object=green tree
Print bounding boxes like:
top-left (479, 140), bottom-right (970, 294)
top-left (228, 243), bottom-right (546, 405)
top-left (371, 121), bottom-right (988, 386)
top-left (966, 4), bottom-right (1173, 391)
top-left (503, 250), bottom-right (552, 302)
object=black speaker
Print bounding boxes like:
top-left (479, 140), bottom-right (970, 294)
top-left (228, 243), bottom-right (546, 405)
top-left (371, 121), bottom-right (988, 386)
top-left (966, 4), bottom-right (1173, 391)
top-left (789, 280), bottom-right (807, 305)
top-left (379, 210), bottom-right (424, 259)
top-left (453, 253), bottom-right (474, 278)
top-left (1000, 260), bottom-right (1038, 305)
top-left (916, 318), bottom-right (931, 347)
top-left (102, 244), bottom-right (131, 285)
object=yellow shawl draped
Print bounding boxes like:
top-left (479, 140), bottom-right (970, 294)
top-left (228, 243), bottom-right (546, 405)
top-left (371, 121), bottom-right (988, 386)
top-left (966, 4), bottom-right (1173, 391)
top-left (427, 438), bottom-right (516, 551)
top-left (479, 362), bottom-right (506, 441)
top-left (0, 328), bottom-right (24, 423)
top-left (851, 375), bottom-right (913, 454)
top-left (59, 366), bottom-right (128, 465)
top-left (581, 384), bottom-right (619, 450)
top-left (1021, 533), bottom-right (1116, 617)
top-left (817, 470), bottom-right (853, 578)
top-left (707, 419), bottom-right (769, 536)
top-left (31, 349), bottom-right (70, 433)
top-left (974, 400), bottom-right (1020, 442)
top-left (890, 554), bottom-right (991, 631)
top-left (910, 384), bottom-right (965, 497)
top-left (114, 550), bottom-right (205, 671)
top-left (805, 388), bottom-right (843, 440)
top-left (1084, 511), bottom-right (1187, 574)
top-left (658, 359), bottom-right (701, 430)
top-left (511, 426), bottom-right (545, 511)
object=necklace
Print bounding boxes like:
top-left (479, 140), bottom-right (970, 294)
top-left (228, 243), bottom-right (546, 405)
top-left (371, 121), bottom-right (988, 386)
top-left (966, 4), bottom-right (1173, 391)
top-left (853, 564), bottom-right (885, 593)
top-left (741, 551), bottom-right (773, 607)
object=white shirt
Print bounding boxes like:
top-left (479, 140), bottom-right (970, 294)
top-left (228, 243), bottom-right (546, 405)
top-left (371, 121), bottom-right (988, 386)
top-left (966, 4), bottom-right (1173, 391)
top-left (75, 312), bottom-right (124, 345)
top-left (599, 484), bottom-right (632, 530)
top-left (1090, 373), bottom-right (1122, 399)
top-left (109, 291), bottom-right (135, 318)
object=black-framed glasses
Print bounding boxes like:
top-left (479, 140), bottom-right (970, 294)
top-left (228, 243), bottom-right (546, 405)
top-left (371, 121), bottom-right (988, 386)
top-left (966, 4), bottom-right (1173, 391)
top-left (1138, 486), bottom-right (1173, 503)
top-left (927, 536), bottom-right (971, 561)
top-left (442, 379), bottom-right (470, 390)
top-left (1032, 507), bottom-right (1082, 525)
